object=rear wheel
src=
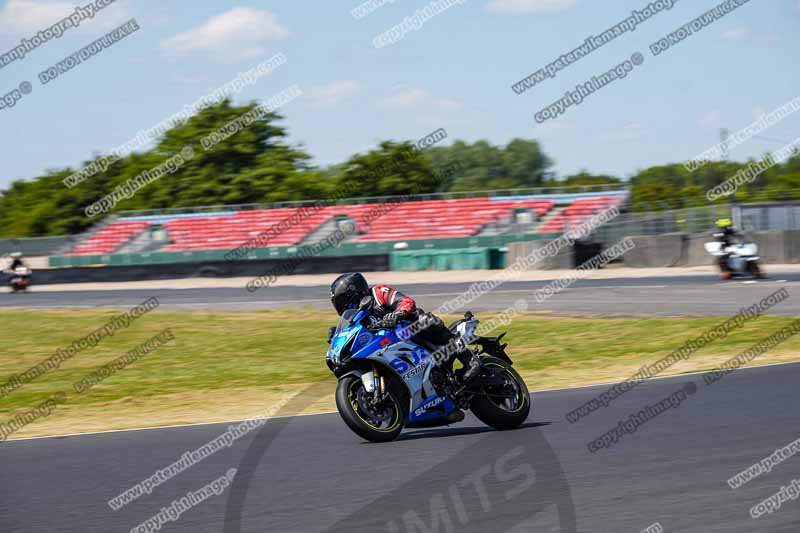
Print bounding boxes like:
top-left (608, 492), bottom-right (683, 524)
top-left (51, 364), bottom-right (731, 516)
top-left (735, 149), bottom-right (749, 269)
top-left (469, 357), bottom-right (530, 430)
top-left (335, 375), bottom-right (404, 442)
top-left (748, 261), bottom-right (762, 279)
top-left (718, 257), bottom-right (731, 279)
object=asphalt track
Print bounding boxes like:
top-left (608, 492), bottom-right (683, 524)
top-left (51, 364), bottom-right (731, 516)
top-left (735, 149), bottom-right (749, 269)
top-left (3, 363), bottom-right (799, 532)
top-left (2, 272), bottom-right (799, 316)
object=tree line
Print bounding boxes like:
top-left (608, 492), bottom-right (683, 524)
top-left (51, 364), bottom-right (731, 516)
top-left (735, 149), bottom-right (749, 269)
top-left (1, 98), bottom-right (798, 237)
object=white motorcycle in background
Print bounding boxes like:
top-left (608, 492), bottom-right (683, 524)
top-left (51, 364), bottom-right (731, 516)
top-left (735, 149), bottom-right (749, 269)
top-left (5, 266), bottom-right (32, 292)
top-left (704, 241), bottom-right (761, 279)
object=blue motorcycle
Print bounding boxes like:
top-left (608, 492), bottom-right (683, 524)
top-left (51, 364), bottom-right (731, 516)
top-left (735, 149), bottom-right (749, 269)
top-left (326, 301), bottom-right (530, 442)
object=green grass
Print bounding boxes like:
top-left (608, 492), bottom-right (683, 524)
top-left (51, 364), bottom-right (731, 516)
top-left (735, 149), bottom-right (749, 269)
top-left (1, 308), bottom-right (798, 438)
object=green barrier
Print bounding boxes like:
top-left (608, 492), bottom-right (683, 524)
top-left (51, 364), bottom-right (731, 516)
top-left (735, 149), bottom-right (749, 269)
top-left (48, 232), bottom-right (556, 268)
top-left (391, 248), bottom-right (497, 271)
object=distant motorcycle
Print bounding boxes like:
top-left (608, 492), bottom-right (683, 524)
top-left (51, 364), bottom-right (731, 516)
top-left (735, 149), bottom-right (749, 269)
top-left (5, 266), bottom-right (31, 292)
top-left (326, 301), bottom-right (530, 442)
top-left (704, 241), bottom-right (761, 279)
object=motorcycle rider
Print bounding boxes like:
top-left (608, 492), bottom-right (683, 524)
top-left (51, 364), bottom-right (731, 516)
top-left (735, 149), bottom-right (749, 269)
top-left (8, 252), bottom-right (27, 271)
top-left (713, 219), bottom-right (740, 278)
top-left (714, 218), bottom-right (740, 247)
top-left (328, 272), bottom-right (481, 384)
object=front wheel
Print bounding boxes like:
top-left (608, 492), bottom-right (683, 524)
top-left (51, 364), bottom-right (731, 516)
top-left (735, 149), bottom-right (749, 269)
top-left (470, 357), bottom-right (530, 431)
top-left (335, 375), bottom-right (404, 442)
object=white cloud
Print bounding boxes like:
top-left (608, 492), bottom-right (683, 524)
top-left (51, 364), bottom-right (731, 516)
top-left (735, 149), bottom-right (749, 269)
top-left (720, 27), bottom-right (751, 41)
top-left (380, 87), bottom-right (462, 112)
top-left (721, 27), bottom-right (780, 46)
top-left (161, 7), bottom-right (289, 60)
top-left (306, 80), bottom-right (360, 107)
top-left (486, 0), bottom-right (576, 15)
top-left (0, 0), bottom-right (131, 47)
top-left (0, 0), bottom-right (73, 35)
top-left (699, 110), bottom-right (722, 129)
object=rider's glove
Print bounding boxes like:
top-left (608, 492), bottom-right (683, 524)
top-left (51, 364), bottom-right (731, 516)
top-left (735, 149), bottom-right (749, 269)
top-left (374, 311), bottom-right (402, 329)
top-left (327, 326), bottom-right (336, 344)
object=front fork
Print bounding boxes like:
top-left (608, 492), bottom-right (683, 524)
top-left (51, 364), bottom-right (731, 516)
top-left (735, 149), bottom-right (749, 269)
top-left (361, 366), bottom-right (387, 404)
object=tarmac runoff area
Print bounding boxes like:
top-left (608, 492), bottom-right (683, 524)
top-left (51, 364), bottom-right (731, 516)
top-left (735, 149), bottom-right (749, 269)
top-left (3, 265), bottom-right (800, 316)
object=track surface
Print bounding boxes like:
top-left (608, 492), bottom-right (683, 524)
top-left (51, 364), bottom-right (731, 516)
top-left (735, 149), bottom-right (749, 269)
top-left (1, 272), bottom-right (798, 315)
top-left (2, 363), bottom-right (799, 532)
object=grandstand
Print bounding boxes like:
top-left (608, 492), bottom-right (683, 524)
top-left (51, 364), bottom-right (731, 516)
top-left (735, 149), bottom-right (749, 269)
top-left (62, 191), bottom-right (628, 256)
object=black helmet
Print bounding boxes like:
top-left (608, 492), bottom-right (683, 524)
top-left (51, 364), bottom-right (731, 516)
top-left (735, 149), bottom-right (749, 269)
top-left (330, 272), bottom-right (369, 316)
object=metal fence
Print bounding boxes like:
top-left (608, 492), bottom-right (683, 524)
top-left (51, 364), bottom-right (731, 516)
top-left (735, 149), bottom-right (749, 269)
top-left (735, 203), bottom-right (800, 231)
top-left (583, 203), bottom-right (800, 245)
top-left (589, 205), bottom-right (732, 245)
top-left (0, 235), bottom-right (87, 257)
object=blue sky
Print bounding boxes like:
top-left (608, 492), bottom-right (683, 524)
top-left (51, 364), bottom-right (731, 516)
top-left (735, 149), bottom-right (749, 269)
top-left (0, 0), bottom-right (798, 190)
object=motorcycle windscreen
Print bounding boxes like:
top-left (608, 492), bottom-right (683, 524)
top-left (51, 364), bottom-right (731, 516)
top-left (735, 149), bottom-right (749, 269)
top-left (327, 309), bottom-right (360, 364)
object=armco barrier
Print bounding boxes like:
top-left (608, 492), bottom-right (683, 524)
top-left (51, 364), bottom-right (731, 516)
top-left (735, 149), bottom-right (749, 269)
top-left (506, 240), bottom-right (574, 270)
top-left (622, 230), bottom-right (800, 268)
top-left (32, 255), bottom-right (389, 285)
top-left (684, 233), bottom-right (712, 267)
top-left (752, 230), bottom-right (788, 264)
top-left (784, 230), bottom-right (800, 263)
top-left (622, 234), bottom-right (685, 268)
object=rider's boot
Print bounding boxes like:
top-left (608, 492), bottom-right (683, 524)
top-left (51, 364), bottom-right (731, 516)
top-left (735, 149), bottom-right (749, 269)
top-left (454, 350), bottom-right (481, 385)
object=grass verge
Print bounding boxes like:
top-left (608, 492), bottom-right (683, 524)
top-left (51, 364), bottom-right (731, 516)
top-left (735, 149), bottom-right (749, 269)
top-left (1, 308), bottom-right (798, 439)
